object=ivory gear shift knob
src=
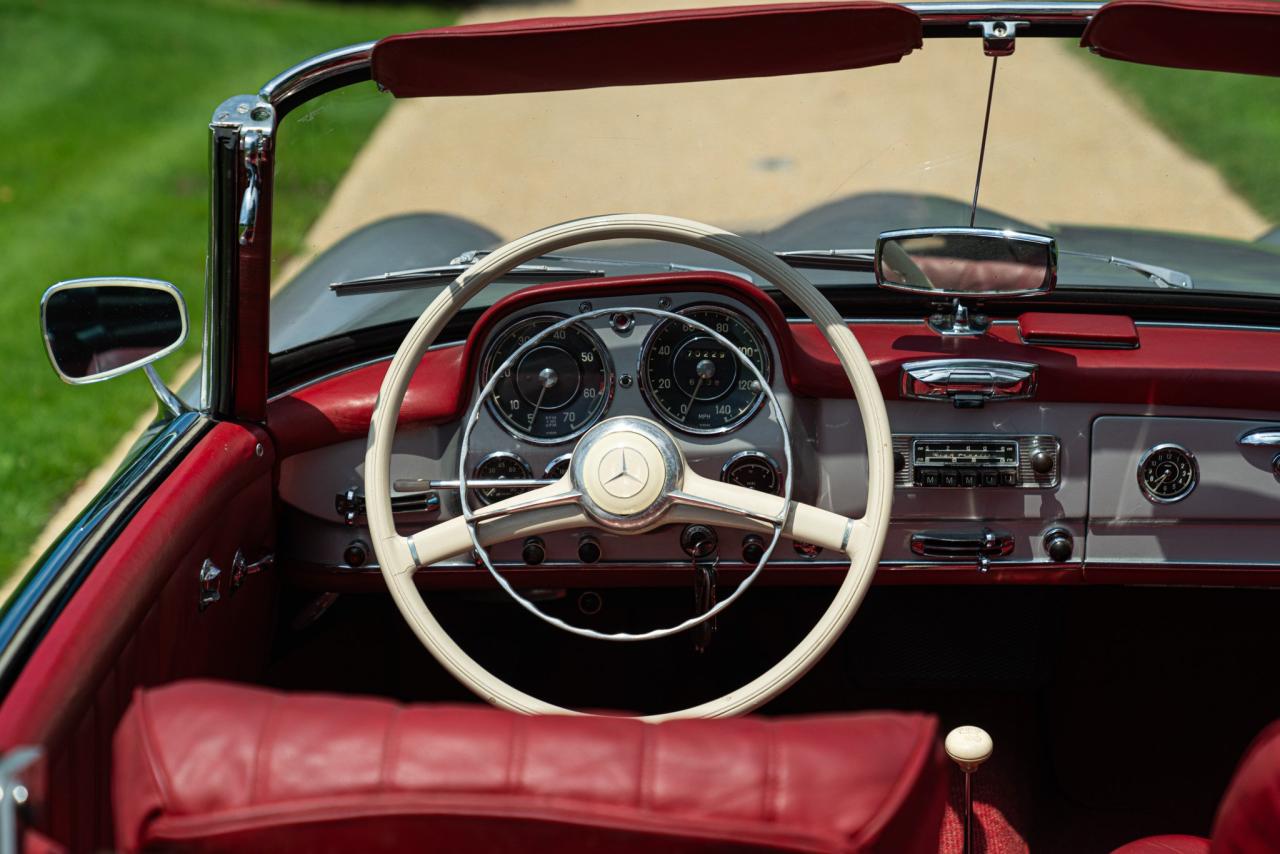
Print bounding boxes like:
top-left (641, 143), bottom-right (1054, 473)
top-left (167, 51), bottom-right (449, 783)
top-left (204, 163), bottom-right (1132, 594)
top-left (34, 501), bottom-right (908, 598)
top-left (945, 726), bottom-right (993, 854)
top-left (946, 725), bottom-right (994, 772)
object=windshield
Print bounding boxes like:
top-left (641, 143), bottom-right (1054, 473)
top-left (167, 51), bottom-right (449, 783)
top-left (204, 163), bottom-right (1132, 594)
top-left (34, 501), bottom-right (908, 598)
top-left (269, 35), bottom-right (1280, 354)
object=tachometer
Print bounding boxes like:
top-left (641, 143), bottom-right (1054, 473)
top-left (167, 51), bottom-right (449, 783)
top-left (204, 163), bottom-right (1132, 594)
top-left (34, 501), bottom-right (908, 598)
top-left (483, 315), bottom-right (612, 443)
top-left (640, 306), bottom-right (770, 434)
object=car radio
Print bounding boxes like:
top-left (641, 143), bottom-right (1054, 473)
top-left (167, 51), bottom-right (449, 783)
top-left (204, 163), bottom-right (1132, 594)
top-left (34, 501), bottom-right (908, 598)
top-left (892, 434), bottom-right (1060, 488)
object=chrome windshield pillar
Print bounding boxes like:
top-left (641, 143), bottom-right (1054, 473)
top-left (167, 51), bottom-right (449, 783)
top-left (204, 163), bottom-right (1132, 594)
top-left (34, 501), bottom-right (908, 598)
top-left (205, 96), bottom-right (275, 419)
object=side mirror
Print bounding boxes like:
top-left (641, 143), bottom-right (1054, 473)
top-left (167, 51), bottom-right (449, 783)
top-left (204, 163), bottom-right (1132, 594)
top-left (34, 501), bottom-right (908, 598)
top-left (874, 228), bottom-right (1056, 298)
top-left (40, 278), bottom-right (188, 384)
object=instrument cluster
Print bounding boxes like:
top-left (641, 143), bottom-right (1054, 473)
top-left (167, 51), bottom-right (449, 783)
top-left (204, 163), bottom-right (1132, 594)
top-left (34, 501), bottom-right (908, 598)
top-left (470, 299), bottom-right (784, 506)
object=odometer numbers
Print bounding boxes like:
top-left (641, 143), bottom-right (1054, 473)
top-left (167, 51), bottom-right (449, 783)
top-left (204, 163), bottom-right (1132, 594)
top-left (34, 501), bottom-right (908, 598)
top-left (483, 315), bottom-right (612, 443)
top-left (641, 306), bottom-right (770, 434)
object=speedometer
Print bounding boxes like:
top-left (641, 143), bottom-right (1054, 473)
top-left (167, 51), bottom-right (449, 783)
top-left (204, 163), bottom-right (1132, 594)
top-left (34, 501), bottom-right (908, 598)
top-left (483, 315), bottom-right (612, 443)
top-left (640, 306), bottom-right (770, 434)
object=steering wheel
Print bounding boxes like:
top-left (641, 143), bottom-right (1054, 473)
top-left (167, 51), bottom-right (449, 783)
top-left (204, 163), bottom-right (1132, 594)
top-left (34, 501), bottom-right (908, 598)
top-left (364, 214), bottom-right (893, 721)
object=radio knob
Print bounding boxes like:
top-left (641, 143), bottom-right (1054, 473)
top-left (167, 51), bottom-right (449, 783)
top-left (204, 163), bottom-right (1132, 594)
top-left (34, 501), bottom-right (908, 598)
top-left (1030, 449), bottom-right (1054, 475)
top-left (1043, 528), bottom-right (1073, 563)
top-left (894, 452), bottom-right (906, 473)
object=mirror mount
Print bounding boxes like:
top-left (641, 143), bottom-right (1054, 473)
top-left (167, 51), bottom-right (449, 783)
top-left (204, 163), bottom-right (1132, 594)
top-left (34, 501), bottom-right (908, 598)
top-left (928, 297), bottom-right (992, 337)
top-left (875, 226), bottom-right (1056, 337)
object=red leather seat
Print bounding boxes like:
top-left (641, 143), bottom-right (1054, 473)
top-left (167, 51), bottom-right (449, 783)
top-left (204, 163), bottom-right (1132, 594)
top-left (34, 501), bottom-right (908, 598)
top-left (1113, 720), bottom-right (1280, 854)
top-left (113, 680), bottom-right (946, 853)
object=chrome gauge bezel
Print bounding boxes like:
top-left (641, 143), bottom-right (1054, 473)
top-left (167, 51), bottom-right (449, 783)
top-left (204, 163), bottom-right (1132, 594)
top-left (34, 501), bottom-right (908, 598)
top-left (720, 450), bottom-right (783, 495)
top-left (471, 451), bottom-right (533, 506)
top-left (637, 303), bottom-right (773, 436)
top-left (543, 452), bottom-right (573, 479)
top-left (480, 313), bottom-right (615, 445)
top-left (1137, 442), bottom-right (1199, 504)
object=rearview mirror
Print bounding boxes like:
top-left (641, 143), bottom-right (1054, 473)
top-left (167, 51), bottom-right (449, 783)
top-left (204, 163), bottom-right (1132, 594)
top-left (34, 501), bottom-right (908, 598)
top-left (41, 278), bottom-right (187, 384)
top-left (874, 228), bottom-right (1056, 297)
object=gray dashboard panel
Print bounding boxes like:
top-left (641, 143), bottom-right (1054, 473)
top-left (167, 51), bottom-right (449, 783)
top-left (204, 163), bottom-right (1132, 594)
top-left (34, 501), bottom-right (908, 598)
top-left (1088, 416), bottom-right (1280, 564)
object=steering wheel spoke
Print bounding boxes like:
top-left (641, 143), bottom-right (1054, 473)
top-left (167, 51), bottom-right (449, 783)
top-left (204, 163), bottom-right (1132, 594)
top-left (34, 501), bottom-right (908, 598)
top-left (398, 480), bottom-right (587, 574)
top-left (669, 470), bottom-right (859, 557)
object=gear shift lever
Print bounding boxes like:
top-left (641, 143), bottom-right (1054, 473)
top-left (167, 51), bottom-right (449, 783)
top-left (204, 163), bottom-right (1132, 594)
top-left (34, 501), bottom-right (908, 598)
top-left (945, 726), bottom-right (993, 854)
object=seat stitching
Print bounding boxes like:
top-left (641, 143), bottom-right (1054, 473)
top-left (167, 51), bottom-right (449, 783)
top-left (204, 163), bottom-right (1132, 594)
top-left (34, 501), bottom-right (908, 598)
top-left (636, 725), bottom-right (651, 810)
top-left (506, 715), bottom-right (527, 796)
top-left (251, 696), bottom-right (286, 803)
top-left (763, 723), bottom-right (778, 823)
top-left (135, 690), bottom-right (175, 812)
top-left (379, 706), bottom-right (403, 792)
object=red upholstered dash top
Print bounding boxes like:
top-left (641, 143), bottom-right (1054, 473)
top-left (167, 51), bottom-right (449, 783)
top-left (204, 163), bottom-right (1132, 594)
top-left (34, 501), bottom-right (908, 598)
top-left (371, 2), bottom-right (923, 97)
top-left (1082, 0), bottom-right (1280, 77)
top-left (113, 680), bottom-right (947, 853)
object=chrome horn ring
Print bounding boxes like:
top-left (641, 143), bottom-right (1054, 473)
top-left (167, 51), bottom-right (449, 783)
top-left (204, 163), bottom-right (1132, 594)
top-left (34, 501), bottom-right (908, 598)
top-left (458, 305), bottom-right (793, 642)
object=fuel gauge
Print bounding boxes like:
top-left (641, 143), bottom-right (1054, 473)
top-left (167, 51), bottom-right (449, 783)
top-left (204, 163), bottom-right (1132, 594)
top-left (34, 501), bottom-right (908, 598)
top-left (721, 451), bottom-right (781, 495)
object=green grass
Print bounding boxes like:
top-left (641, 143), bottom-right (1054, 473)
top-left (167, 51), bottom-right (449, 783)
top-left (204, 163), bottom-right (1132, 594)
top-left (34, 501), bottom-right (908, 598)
top-left (0, 0), bottom-right (455, 581)
top-left (1078, 52), bottom-right (1280, 226)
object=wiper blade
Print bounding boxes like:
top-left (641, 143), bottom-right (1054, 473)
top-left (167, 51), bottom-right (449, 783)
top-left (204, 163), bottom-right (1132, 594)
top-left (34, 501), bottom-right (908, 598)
top-left (452, 249), bottom-right (753, 282)
top-left (330, 261), bottom-right (605, 296)
top-left (775, 249), bottom-right (876, 272)
top-left (1062, 250), bottom-right (1193, 290)
top-left (330, 249), bottom-right (758, 296)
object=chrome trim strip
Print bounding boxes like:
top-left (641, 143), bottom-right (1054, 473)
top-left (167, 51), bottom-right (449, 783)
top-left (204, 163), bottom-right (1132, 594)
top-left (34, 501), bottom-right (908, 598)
top-left (259, 42), bottom-right (376, 109)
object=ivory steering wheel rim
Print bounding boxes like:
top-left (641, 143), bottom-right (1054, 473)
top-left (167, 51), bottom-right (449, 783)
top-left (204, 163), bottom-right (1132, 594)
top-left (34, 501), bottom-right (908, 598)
top-left (364, 214), bottom-right (893, 721)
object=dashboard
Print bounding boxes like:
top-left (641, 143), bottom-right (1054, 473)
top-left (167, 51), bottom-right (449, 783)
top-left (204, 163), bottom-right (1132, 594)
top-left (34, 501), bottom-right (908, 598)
top-left (269, 274), bottom-right (1280, 590)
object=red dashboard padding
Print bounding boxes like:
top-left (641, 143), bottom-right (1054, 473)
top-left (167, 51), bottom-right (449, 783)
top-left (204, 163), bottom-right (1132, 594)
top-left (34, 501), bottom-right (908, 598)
top-left (1082, 0), bottom-right (1280, 77)
top-left (1017, 312), bottom-right (1139, 348)
top-left (371, 3), bottom-right (922, 97)
top-left (114, 680), bottom-right (946, 853)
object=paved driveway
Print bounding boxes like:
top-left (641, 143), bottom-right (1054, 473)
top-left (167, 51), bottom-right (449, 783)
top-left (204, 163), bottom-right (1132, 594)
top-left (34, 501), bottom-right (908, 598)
top-left (291, 0), bottom-right (1266, 272)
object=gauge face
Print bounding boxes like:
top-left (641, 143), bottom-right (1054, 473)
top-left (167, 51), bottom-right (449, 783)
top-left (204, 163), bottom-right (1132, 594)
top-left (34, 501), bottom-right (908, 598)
top-left (472, 452), bottom-right (532, 505)
top-left (1138, 444), bottom-right (1198, 503)
top-left (483, 315), bottom-right (612, 443)
top-left (641, 306), bottom-right (770, 434)
top-left (722, 452), bottom-right (780, 495)
top-left (544, 454), bottom-right (572, 480)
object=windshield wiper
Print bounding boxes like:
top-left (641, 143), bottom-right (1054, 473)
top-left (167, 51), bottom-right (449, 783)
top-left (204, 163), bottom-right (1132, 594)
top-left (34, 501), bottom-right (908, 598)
top-left (330, 249), bottom-right (755, 296)
top-left (330, 261), bottom-right (606, 296)
top-left (774, 248), bottom-right (877, 272)
top-left (1061, 251), bottom-right (1193, 289)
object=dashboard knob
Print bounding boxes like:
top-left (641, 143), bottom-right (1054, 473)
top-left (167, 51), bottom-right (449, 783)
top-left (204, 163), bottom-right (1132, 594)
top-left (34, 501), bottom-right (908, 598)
top-left (741, 534), bottom-right (766, 564)
top-left (577, 536), bottom-right (602, 565)
top-left (1043, 528), bottom-right (1073, 563)
top-left (522, 537), bottom-right (546, 566)
top-left (343, 540), bottom-right (368, 568)
top-left (894, 451), bottom-right (907, 473)
top-left (1030, 449), bottom-right (1055, 475)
